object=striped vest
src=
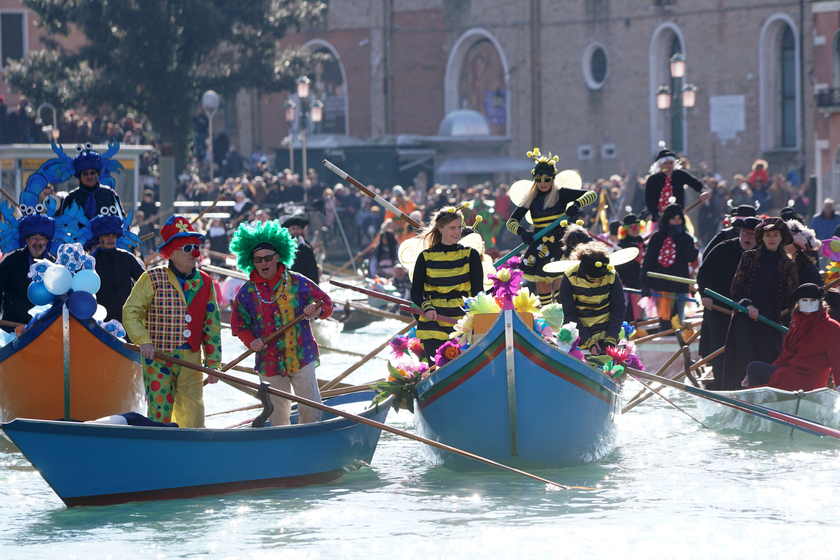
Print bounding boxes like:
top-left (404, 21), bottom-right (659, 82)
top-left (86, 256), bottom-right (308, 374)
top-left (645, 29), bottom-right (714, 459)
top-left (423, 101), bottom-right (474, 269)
top-left (563, 264), bottom-right (616, 342)
top-left (417, 244), bottom-right (474, 341)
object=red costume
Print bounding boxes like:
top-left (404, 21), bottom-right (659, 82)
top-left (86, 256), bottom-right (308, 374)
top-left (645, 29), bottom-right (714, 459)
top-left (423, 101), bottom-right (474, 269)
top-left (767, 308), bottom-right (840, 391)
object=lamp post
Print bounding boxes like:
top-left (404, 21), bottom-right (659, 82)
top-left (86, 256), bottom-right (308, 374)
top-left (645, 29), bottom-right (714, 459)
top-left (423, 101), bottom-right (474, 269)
top-left (202, 90), bottom-right (219, 183)
top-left (284, 99), bottom-right (296, 175)
top-left (36, 103), bottom-right (59, 141)
top-left (295, 76), bottom-right (324, 201)
top-left (655, 53), bottom-right (697, 152)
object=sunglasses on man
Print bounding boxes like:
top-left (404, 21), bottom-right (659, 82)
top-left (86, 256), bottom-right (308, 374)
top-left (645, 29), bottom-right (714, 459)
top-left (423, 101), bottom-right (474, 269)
top-left (253, 253), bottom-right (277, 264)
top-left (181, 244), bottom-right (201, 253)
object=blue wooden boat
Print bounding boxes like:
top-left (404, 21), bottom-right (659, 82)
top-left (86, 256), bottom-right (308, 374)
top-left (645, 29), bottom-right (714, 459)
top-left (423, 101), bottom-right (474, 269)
top-left (1, 392), bottom-right (390, 507)
top-left (414, 310), bottom-right (622, 471)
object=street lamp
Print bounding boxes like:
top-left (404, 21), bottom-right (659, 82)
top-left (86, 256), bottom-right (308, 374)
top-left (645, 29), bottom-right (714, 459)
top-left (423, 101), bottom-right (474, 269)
top-left (36, 103), bottom-right (59, 140)
top-left (284, 99), bottom-right (296, 175)
top-left (656, 53), bottom-right (697, 119)
top-left (294, 75), bottom-right (324, 200)
top-left (202, 90), bottom-right (219, 183)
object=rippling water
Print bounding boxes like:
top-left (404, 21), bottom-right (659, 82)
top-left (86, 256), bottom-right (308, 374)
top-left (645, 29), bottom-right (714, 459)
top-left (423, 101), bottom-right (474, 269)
top-left (3, 319), bottom-right (840, 559)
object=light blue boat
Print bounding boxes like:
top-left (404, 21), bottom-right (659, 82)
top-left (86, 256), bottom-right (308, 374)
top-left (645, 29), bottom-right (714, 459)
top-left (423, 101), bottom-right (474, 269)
top-left (2, 392), bottom-right (389, 507)
top-left (414, 310), bottom-right (622, 471)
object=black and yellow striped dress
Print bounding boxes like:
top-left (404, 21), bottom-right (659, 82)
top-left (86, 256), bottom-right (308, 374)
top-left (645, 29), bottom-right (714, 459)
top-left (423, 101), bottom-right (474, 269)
top-left (506, 188), bottom-right (588, 282)
top-left (410, 243), bottom-right (484, 359)
top-left (556, 263), bottom-right (626, 351)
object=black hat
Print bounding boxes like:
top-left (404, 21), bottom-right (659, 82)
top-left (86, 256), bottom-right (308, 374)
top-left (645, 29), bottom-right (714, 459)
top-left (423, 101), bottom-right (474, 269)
top-left (654, 149), bottom-right (677, 162)
top-left (754, 217), bottom-right (793, 248)
top-left (788, 283), bottom-right (825, 304)
top-left (281, 215), bottom-right (309, 229)
top-left (779, 206), bottom-right (804, 224)
top-left (623, 213), bottom-right (640, 226)
top-left (730, 204), bottom-right (757, 218)
top-left (731, 216), bottom-right (760, 231)
top-left (609, 221), bottom-right (621, 236)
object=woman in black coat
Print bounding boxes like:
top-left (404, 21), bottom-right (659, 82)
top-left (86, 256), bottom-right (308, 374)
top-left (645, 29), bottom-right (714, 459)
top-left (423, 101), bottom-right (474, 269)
top-left (640, 203), bottom-right (699, 331)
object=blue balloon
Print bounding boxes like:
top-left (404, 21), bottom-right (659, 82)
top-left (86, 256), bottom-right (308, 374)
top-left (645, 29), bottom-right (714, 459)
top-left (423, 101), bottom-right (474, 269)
top-left (43, 264), bottom-right (72, 296)
top-left (71, 269), bottom-right (101, 294)
top-left (27, 281), bottom-right (55, 306)
top-left (67, 291), bottom-right (97, 320)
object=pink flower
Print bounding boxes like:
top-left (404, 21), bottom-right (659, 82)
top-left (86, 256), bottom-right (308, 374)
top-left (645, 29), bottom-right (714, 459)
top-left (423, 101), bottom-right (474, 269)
top-left (498, 256), bottom-right (521, 270)
top-left (389, 334), bottom-right (410, 358)
top-left (605, 345), bottom-right (630, 364)
top-left (408, 337), bottom-right (424, 358)
top-left (434, 340), bottom-right (462, 367)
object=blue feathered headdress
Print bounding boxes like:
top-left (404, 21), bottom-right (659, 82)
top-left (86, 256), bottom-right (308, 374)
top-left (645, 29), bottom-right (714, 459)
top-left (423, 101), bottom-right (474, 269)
top-left (18, 214), bottom-right (56, 243)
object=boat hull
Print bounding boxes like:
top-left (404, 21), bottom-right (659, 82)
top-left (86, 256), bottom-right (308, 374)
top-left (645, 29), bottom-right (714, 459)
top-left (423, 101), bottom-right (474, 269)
top-left (414, 311), bottom-right (622, 470)
top-left (2, 392), bottom-right (390, 507)
top-left (695, 386), bottom-right (840, 439)
top-left (0, 311), bottom-right (143, 422)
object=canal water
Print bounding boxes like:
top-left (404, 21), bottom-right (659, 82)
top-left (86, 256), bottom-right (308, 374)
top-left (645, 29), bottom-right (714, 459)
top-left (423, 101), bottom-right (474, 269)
top-left (2, 319), bottom-right (840, 559)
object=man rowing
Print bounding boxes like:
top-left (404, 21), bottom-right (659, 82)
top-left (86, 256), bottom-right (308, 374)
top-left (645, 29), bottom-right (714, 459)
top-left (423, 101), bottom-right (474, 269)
top-left (229, 220), bottom-right (333, 426)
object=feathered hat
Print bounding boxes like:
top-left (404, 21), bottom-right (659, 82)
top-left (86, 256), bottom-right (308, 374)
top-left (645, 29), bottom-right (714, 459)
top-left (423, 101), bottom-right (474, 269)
top-left (754, 217), bottom-right (793, 248)
top-left (230, 219), bottom-right (297, 274)
top-left (73, 142), bottom-right (103, 178)
top-left (18, 214), bottom-right (56, 244)
top-left (786, 220), bottom-right (821, 252)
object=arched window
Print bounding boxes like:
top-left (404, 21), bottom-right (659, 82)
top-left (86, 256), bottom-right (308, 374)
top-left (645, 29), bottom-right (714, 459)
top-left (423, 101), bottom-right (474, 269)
top-left (648, 23), bottom-right (687, 156)
top-left (759, 15), bottom-right (800, 151)
top-left (301, 40), bottom-right (349, 135)
top-left (445, 30), bottom-right (510, 136)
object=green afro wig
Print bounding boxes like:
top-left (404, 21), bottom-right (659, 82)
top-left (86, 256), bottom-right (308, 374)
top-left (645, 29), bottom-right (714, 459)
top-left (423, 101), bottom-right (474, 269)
top-left (229, 220), bottom-right (298, 273)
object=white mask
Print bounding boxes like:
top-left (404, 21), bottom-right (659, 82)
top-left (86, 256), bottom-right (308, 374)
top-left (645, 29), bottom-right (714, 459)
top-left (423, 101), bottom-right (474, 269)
top-left (799, 298), bottom-right (820, 313)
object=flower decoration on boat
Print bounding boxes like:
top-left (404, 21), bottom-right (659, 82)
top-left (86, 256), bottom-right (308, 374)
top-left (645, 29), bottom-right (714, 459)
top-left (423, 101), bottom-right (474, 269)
top-left (389, 333), bottom-right (411, 358)
top-left (434, 340), bottom-right (462, 367)
top-left (605, 344), bottom-right (629, 364)
top-left (450, 313), bottom-right (475, 347)
top-left (408, 337), bottom-right (423, 359)
top-left (27, 260), bottom-right (52, 283)
top-left (513, 287), bottom-right (540, 315)
top-left (600, 359), bottom-right (625, 380)
top-left (464, 292), bottom-right (501, 315)
top-left (619, 321), bottom-right (635, 339)
top-left (540, 303), bottom-right (565, 332)
top-left (372, 357), bottom-right (429, 413)
top-left (497, 256), bottom-right (521, 271)
top-left (99, 319), bottom-right (126, 339)
top-left (489, 266), bottom-right (522, 310)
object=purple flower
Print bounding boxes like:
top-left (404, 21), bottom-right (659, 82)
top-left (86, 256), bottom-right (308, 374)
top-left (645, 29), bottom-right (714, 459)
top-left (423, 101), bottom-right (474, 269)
top-left (434, 340), bottom-right (462, 367)
top-left (389, 334), bottom-right (410, 358)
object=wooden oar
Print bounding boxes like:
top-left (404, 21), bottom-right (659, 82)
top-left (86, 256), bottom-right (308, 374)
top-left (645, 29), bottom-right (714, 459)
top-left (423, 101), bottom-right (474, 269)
top-left (330, 279), bottom-right (457, 325)
top-left (223, 303), bottom-right (322, 373)
top-left (625, 366), bottom-right (840, 440)
top-left (333, 298), bottom-right (414, 323)
top-left (626, 371), bottom-right (709, 428)
top-left (705, 289), bottom-right (788, 333)
top-left (329, 239), bottom-right (377, 277)
top-left (124, 343), bottom-right (584, 489)
top-left (631, 321), bottom-right (701, 344)
top-left (320, 321), bottom-right (416, 392)
top-left (622, 345), bottom-right (724, 413)
top-left (622, 329), bottom-right (700, 412)
top-left (322, 160), bottom-right (423, 230)
top-left (646, 271), bottom-right (698, 285)
top-left (203, 263), bottom-right (248, 280)
top-left (495, 190), bottom-right (598, 267)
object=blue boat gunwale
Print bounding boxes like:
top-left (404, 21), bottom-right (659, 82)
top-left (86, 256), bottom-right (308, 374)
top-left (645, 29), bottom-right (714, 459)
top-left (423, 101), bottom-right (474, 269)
top-left (415, 309), bottom-right (621, 399)
top-left (2, 391), bottom-right (390, 442)
top-left (0, 305), bottom-right (140, 364)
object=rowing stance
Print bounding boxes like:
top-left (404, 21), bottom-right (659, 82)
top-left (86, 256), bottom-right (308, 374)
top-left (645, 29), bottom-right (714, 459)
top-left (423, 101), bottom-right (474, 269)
top-left (229, 220), bottom-right (333, 426)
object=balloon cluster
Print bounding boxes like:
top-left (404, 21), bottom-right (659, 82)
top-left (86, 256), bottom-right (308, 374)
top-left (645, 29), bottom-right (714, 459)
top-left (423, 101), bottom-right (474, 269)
top-left (27, 243), bottom-right (102, 320)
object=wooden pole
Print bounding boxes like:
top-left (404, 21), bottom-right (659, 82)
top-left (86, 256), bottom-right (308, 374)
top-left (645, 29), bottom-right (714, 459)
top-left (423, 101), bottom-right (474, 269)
top-left (622, 343), bottom-right (723, 413)
top-left (222, 304), bottom-right (321, 373)
top-left (320, 321), bottom-right (416, 392)
top-left (124, 343), bottom-right (584, 489)
top-left (622, 329), bottom-right (701, 411)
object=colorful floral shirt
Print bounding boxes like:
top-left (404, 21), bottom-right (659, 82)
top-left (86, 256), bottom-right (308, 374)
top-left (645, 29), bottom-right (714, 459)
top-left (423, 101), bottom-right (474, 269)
top-left (230, 265), bottom-right (334, 377)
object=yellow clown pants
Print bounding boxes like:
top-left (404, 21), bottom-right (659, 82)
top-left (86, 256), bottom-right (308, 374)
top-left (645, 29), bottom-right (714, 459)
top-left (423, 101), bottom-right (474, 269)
top-left (142, 347), bottom-right (206, 427)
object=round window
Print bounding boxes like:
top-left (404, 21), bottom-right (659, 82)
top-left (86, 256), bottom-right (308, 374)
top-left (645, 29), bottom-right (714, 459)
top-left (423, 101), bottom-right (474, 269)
top-left (583, 43), bottom-right (609, 90)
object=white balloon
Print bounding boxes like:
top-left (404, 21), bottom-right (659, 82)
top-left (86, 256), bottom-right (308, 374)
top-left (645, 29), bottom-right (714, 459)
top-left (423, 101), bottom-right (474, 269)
top-left (93, 305), bottom-right (107, 323)
top-left (43, 265), bottom-right (73, 296)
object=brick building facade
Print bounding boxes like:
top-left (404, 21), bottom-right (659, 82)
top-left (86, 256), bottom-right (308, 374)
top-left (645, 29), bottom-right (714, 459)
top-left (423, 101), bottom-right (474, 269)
top-left (251, 0), bottom-right (815, 191)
